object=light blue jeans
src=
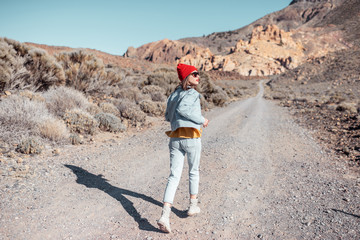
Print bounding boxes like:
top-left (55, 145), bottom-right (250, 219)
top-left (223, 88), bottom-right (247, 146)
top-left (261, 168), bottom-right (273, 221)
top-left (163, 137), bottom-right (202, 204)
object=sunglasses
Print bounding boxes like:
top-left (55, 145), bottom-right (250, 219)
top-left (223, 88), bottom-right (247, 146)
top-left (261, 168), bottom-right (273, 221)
top-left (191, 72), bottom-right (200, 77)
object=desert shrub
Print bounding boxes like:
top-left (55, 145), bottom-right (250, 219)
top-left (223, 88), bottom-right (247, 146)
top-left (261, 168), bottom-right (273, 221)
top-left (328, 93), bottom-right (346, 104)
top-left (143, 68), bottom-right (179, 96)
top-left (336, 102), bottom-right (358, 114)
top-left (95, 112), bottom-right (126, 132)
top-left (56, 50), bottom-right (122, 93)
top-left (0, 38), bottom-right (65, 92)
top-left (86, 103), bottom-right (102, 116)
top-left (112, 87), bottom-right (146, 104)
top-left (56, 50), bottom-right (105, 92)
top-left (69, 134), bottom-right (82, 145)
top-left (25, 48), bottom-right (66, 91)
top-left (0, 95), bottom-right (54, 144)
top-left (141, 85), bottom-right (165, 95)
top-left (99, 102), bottom-right (120, 116)
top-left (139, 100), bottom-right (166, 116)
top-left (141, 85), bottom-right (167, 102)
top-left (198, 72), bottom-right (229, 107)
top-left (16, 138), bottom-right (43, 154)
top-left (19, 90), bottom-right (45, 102)
top-left (224, 87), bottom-right (242, 99)
top-left (113, 98), bottom-right (146, 127)
top-left (38, 118), bottom-right (69, 142)
top-left (43, 86), bottom-right (90, 117)
top-left (208, 89), bottom-right (229, 106)
top-left (150, 91), bottom-right (167, 102)
top-left (0, 39), bottom-right (30, 91)
top-left (63, 108), bottom-right (99, 135)
top-left (270, 92), bottom-right (288, 100)
top-left (104, 67), bottom-right (123, 86)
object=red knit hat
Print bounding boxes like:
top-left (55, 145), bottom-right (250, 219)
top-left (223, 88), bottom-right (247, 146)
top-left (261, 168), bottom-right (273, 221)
top-left (177, 63), bottom-right (198, 81)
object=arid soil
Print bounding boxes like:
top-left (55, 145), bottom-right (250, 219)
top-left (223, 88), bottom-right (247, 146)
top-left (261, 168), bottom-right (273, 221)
top-left (1, 82), bottom-right (359, 239)
top-left (265, 47), bottom-right (360, 165)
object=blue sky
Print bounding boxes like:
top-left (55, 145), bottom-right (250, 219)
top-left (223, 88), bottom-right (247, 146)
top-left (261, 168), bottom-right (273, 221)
top-left (0, 0), bottom-right (291, 55)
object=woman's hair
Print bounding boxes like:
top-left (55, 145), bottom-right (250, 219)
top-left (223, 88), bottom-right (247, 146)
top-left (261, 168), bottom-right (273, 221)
top-left (180, 75), bottom-right (197, 91)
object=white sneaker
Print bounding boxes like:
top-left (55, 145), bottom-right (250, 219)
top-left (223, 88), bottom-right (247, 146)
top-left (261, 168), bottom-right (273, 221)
top-left (157, 217), bottom-right (171, 233)
top-left (157, 205), bottom-right (172, 233)
top-left (187, 199), bottom-right (201, 216)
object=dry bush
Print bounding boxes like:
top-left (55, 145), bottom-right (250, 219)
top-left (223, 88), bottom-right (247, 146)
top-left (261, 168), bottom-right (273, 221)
top-left (214, 80), bottom-right (251, 100)
top-left (63, 108), bottom-right (99, 135)
top-left (139, 100), bottom-right (166, 116)
top-left (43, 86), bottom-right (90, 117)
top-left (95, 113), bottom-right (126, 132)
top-left (150, 91), bottom-right (167, 102)
top-left (112, 87), bottom-right (147, 104)
top-left (143, 68), bottom-right (179, 96)
top-left (99, 102), bottom-right (120, 116)
top-left (16, 138), bottom-right (43, 154)
top-left (328, 92), bottom-right (347, 104)
top-left (141, 85), bottom-right (167, 102)
top-left (86, 103), bottom-right (102, 116)
top-left (198, 72), bottom-right (229, 107)
top-left (336, 102), bottom-right (358, 114)
top-left (0, 95), bottom-right (53, 144)
top-left (141, 85), bottom-right (165, 95)
top-left (25, 48), bottom-right (66, 91)
top-left (113, 98), bottom-right (146, 127)
top-left (39, 118), bottom-right (70, 142)
top-left (0, 39), bottom-right (30, 91)
top-left (0, 38), bottom-right (65, 92)
top-left (19, 90), bottom-right (45, 102)
top-left (69, 134), bottom-right (83, 145)
top-left (56, 50), bottom-right (122, 93)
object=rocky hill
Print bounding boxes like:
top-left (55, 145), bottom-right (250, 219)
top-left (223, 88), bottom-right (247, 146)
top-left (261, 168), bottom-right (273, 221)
top-left (124, 39), bottom-right (210, 65)
top-left (266, 0), bottom-right (360, 163)
top-left (181, 0), bottom-right (345, 55)
top-left (124, 0), bottom-right (349, 76)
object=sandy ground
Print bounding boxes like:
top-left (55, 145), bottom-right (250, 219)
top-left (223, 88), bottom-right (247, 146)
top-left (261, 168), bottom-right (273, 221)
top-left (1, 81), bottom-right (359, 240)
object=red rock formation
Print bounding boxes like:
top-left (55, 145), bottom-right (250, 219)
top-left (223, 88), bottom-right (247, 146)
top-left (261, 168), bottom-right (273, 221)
top-left (179, 25), bottom-right (306, 76)
top-left (124, 39), bottom-right (211, 65)
top-left (124, 25), bottom-right (348, 77)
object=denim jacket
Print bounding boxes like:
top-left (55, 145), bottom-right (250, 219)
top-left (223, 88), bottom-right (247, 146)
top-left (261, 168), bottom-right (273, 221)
top-left (165, 86), bottom-right (205, 131)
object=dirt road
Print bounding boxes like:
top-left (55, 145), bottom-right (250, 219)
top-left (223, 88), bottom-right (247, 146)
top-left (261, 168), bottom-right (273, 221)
top-left (1, 81), bottom-right (359, 239)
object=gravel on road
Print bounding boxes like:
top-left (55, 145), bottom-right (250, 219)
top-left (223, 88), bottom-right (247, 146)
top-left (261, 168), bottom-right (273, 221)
top-left (1, 81), bottom-right (359, 239)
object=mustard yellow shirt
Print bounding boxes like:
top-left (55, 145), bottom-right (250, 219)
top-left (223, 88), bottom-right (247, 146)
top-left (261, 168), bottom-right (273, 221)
top-left (165, 127), bottom-right (202, 138)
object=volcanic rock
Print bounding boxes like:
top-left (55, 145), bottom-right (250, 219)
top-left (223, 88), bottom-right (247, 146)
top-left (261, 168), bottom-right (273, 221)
top-left (124, 39), bottom-right (211, 64)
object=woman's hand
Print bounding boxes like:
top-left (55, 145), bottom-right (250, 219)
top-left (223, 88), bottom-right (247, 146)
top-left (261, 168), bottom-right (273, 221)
top-left (203, 118), bottom-right (209, 128)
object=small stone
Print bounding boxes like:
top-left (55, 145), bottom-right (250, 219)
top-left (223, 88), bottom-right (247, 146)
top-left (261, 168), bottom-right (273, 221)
top-left (7, 152), bottom-right (16, 158)
top-left (17, 158), bottom-right (23, 163)
top-left (52, 149), bottom-right (60, 155)
top-left (4, 91), bottom-right (11, 96)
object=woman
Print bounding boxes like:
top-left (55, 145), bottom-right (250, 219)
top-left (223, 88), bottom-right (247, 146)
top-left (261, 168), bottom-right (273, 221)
top-left (157, 63), bottom-right (209, 233)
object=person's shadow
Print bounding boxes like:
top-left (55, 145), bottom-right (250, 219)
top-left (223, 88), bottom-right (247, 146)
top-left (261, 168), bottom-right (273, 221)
top-left (65, 165), bottom-right (187, 232)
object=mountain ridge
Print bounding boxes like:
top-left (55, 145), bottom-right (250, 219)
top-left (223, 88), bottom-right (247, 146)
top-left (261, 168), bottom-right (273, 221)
top-left (123, 0), bottom-right (349, 76)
